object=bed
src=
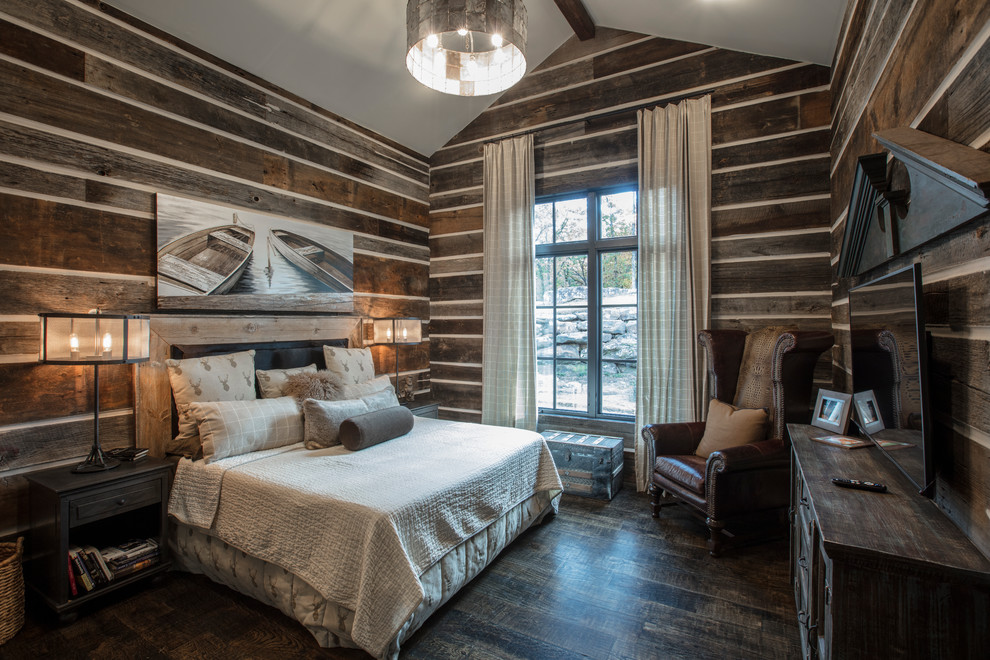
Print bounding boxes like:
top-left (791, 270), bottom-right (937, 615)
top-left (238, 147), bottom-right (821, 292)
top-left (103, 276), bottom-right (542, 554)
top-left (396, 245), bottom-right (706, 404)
top-left (134, 316), bottom-right (563, 659)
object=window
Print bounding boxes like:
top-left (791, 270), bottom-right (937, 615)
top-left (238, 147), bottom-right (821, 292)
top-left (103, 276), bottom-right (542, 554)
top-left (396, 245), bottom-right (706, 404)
top-left (534, 188), bottom-right (637, 418)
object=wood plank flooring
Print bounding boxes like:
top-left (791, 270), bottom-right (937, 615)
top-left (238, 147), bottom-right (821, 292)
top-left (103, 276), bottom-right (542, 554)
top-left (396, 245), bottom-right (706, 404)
top-left (3, 488), bottom-right (801, 659)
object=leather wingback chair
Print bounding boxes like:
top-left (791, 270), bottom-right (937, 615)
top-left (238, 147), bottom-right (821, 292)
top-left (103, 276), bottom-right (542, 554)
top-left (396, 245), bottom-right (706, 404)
top-left (644, 329), bottom-right (834, 556)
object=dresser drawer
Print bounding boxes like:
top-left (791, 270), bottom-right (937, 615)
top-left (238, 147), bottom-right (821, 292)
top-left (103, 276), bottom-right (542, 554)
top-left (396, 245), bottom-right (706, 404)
top-left (70, 479), bottom-right (162, 526)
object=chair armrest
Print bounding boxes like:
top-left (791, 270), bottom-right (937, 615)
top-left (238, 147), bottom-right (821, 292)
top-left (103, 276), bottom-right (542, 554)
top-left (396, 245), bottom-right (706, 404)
top-left (642, 422), bottom-right (707, 456)
top-left (707, 439), bottom-right (789, 474)
top-left (704, 439), bottom-right (792, 519)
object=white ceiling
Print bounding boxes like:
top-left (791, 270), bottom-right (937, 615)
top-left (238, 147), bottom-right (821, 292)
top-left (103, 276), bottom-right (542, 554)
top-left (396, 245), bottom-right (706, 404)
top-left (107, 0), bottom-right (848, 157)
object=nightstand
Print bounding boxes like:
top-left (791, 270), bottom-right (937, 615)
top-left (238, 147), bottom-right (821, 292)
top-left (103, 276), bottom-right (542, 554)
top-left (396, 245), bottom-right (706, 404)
top-left (401, 399), bottom-right (439, 418)
top-left (24, 458), bottom-right (172, 620)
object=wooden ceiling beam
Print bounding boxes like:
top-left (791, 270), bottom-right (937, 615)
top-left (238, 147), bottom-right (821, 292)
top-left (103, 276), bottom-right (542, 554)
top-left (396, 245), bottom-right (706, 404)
top-left (553, 0), bottom-right (596, 41)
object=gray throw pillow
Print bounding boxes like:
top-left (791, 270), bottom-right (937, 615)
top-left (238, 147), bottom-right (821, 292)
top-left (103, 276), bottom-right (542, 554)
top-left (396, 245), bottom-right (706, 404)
top-left (339, 406), bottom-right (414, 451)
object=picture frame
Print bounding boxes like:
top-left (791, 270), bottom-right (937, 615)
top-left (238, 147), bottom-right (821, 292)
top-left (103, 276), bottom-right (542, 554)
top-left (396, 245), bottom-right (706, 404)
top-left (853, 390), bottom-right (886, 435)
top-left (811, 389), bottom-right (853, 434)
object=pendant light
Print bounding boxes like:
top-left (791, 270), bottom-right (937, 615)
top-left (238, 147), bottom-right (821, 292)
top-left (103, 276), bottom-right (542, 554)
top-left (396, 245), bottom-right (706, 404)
top-left (406, 0), bottom-right (528, 97)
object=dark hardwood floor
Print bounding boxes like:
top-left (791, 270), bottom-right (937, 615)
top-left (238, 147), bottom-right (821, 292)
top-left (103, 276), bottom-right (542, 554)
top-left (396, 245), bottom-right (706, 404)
top-left (3, 488), bottom-right (801, 659)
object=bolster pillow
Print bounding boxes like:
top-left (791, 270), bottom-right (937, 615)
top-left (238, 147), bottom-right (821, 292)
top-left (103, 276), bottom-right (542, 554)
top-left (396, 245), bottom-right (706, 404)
top-left (339, 406), bottom-right (415, 451)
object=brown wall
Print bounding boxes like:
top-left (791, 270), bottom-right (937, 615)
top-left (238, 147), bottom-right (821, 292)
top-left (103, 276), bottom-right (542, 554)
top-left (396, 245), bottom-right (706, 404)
top-left (0, 0), bottom-right (430, 537)
top-left (829, 0), bottom-right (990, 555)
top-left (429, 28), bottom-right (833, 427)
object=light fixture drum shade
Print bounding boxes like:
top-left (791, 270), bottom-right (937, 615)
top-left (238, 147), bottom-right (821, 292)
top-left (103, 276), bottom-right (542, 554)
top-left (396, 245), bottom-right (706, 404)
top-left (39, 313), bottom-right (151, 364)
top-left (406, 0), bottom-right (527, 96)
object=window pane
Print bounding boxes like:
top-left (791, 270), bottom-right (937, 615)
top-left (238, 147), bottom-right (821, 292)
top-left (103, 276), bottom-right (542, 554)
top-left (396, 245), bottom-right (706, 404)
top-left (602, 361), bottom-right (636, 415)
top-left (554, 198), bottom-right (588, 243)
top-left (602, 306), bottom-right (637, 359)
top-left (537, 359), bottom-right (554, 408)
top-left (555, 361), bottom-right (587, 412)
top-left (535, 256), bottom-right (553, 306)
top-left (534, 202), bottom-right (554, 246)
top-left (601, 191), bottom-right (637, 238)
top-left (555, 309), bottom-right (587, 359)
top-left (601, 251), bottom-right (637, 305)
top-left (535, 308), bottom-right (554, 358)
top-left (555, 255), bottom-right (587, 306)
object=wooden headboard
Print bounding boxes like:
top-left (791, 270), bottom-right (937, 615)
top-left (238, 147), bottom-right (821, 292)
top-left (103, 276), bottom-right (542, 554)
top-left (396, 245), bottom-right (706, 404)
top-left (135, 315), bottom-right (362, 456)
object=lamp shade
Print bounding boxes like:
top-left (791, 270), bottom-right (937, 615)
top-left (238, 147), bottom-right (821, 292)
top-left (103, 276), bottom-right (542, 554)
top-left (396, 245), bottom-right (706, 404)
top-left (39, 313), bottom-right (151, 364)
top-left (406, 0), bottom-right (527, 96)
top-left (371, 318), bottom-right (422, 345)
top-left (372, 318), bottom-right (395, 344)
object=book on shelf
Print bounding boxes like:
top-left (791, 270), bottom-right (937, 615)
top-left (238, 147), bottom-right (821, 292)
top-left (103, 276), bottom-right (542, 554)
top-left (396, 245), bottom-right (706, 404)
top-left (811, 434), bottom-right (871, 450)
top-left (67, 554), bottom-right (78, 597)
top-left (84, 545), bottom-right (114, 582)
top-left (68, 547), bottom-right (95, 592)
top-left (80, 547), bottom-right (108, 586)
top-left (113, 555), bottom-right (160, 578)
top-left (100, 538), bottom-right (160, 577)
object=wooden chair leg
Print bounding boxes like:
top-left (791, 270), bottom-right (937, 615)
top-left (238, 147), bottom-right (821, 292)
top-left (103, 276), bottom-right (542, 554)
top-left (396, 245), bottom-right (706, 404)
top-left (650, 484), bottom-right (662, 518)
top-left (706, 517), bottom-right (725, 557)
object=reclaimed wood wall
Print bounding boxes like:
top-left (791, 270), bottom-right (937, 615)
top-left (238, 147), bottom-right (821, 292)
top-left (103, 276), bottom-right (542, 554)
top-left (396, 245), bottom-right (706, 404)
top-left (0, 0), bottom-right (430, 538)
top-left (429, 28), bottom-right (833, 425)
top-left (828, 0), bottom-right (990, 555)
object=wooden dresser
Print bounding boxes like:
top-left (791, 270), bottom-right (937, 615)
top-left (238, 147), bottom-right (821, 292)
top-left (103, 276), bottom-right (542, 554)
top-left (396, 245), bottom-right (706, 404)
top-left (788, 423), bottom-right (990, 659)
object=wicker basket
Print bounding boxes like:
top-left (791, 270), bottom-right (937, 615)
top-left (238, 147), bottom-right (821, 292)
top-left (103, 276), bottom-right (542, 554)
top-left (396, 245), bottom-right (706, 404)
top-left (0, 537), bottom-right (25, 645)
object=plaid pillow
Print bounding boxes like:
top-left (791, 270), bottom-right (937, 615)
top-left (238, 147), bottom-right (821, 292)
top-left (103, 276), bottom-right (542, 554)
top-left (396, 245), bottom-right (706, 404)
top-left (188, 397), bottom-right (303, 462)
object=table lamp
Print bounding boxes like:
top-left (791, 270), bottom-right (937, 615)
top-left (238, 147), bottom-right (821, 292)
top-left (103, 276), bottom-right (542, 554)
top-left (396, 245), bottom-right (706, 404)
top-left (371, 318), bottom-right (421, 401)
top-left (38, 312), bottom-right (151, 472)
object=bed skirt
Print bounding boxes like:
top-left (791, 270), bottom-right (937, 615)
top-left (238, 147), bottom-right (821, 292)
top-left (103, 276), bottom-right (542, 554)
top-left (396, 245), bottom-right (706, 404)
top-left (170, 489), bottom-right (558, 658)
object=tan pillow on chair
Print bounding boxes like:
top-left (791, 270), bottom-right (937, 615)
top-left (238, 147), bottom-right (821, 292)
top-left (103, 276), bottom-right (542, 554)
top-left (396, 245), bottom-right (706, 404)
top-left (695, 399), bottom-right (769, 457)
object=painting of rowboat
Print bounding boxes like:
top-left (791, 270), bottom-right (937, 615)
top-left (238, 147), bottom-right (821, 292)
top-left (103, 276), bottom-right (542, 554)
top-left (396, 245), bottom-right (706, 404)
top-left (156, 193), bottom-right (354, 312)
top-left (269, 229), bottom-right (354, 293)
top-left (158, 223), bottom-right (255, 295)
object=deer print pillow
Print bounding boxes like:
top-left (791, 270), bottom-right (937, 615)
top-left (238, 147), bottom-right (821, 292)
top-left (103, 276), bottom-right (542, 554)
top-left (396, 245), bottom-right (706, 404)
top-left (322, 346), bottom-right (375, 386)
top-left (166, 349), bottom-right (257, 457)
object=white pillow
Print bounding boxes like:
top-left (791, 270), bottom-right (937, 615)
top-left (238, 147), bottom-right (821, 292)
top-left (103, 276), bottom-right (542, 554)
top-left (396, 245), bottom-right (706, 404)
top-left (189, 397), bottom-right (303, 463)
top-left (256, 363), bottom-right (317, 399)
top-left (322, 346), bottom-right (375, 386)
top-left (338, 375), bottom-right (393, 400)
top-left (303, 389), bottom-right (399, 449)
top-left (166, 350), bottom-right (257, 456)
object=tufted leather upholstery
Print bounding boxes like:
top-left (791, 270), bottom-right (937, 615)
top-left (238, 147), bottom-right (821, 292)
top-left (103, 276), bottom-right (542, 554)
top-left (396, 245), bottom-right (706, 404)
top-left (644, 329), bottom-right (833, 556)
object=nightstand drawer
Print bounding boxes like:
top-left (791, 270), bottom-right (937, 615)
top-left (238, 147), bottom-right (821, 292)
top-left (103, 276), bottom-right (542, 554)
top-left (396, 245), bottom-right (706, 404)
top-left (70, 480), bottom-right (161, 526)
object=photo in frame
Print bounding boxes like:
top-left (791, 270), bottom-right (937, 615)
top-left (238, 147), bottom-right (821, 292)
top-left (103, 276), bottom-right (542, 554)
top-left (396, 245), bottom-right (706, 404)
top-left (156, 193), bottom-right (354, 313)
top-left (811, 389), bottom-right (853, 434)
top-left (853, 390), bottom-right (885, 435)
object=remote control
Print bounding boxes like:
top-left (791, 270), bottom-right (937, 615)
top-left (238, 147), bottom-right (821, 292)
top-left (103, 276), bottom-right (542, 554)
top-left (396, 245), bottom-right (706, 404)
top-left (831, 478), bottom-right (887, 493)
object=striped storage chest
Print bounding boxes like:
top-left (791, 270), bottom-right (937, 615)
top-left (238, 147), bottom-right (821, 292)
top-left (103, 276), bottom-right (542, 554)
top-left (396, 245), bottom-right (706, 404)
top-left (541, 430), bottom-right (624, 500)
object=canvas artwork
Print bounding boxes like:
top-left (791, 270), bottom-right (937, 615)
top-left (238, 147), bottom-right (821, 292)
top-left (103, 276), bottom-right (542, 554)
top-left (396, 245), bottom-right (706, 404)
top-left (156, 194), bottom-right (354, 312)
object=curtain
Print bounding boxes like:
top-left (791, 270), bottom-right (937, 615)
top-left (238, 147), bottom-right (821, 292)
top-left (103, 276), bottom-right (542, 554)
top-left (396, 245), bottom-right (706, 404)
top-left (634, 97), bottom-right (712, 491)
top-left (481, 134), bottom-right (537, 430)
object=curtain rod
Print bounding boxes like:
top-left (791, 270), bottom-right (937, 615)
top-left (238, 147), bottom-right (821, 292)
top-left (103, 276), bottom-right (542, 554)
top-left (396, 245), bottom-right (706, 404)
top-left (482, 90), bottom-right (714, 146)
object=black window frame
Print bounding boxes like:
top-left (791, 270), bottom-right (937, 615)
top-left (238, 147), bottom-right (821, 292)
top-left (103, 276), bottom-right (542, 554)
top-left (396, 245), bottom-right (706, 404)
top-left (535, 185), bottom-right (637, 420)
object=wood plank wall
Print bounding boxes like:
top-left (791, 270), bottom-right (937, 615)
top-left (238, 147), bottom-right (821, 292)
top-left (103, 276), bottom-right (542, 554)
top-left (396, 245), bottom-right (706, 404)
top-left (429, 28), bottom-right (833, 426)
top-left (0, 0), bottom-right (431, 538)
top-left (828, 0), bottom-right (990, 555)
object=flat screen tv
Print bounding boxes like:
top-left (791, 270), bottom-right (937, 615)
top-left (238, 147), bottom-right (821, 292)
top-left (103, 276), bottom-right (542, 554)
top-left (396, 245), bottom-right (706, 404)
top-left (848, 263), bottom-right (934, 496)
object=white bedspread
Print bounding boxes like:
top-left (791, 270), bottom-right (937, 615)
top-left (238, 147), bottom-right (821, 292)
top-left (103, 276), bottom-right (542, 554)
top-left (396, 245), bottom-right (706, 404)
top-left (168, 416), bottom-right (562, 659)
